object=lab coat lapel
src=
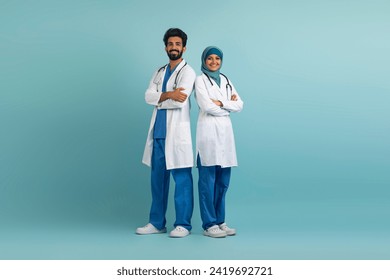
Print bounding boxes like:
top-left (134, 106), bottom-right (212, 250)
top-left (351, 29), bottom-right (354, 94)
top-left (202, 74), bottom-right (225, 99)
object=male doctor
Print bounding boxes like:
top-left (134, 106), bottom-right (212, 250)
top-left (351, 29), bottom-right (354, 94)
top-left (136, 28), bottom-right (196, 238)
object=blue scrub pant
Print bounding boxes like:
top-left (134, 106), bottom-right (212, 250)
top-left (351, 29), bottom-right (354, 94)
top-left (149, 138), bottom-right (193, 231)
top-left (197, 155), bottom-right (231, 230)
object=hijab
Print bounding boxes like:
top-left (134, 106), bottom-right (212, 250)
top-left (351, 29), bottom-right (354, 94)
top-left (201, 46), bottom-right (223, 87)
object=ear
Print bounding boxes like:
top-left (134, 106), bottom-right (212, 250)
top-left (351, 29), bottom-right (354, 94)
top-left (182, 46), bottom-right (187, 53)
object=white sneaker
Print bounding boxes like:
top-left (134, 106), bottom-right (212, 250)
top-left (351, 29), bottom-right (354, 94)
top-left (219, 223), bottom-right (236, 236)
top-left (136, 223), bottom-right (167, 235)
top-left (169, 226), bottom-right (190, 238)
top-left (204, 225), bottom-right (227, 238)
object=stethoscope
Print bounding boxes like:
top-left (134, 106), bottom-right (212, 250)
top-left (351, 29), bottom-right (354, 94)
top-left (204, 72), bottom-right (233, 98)
top-left (153, 62), bottom-right (187, 91)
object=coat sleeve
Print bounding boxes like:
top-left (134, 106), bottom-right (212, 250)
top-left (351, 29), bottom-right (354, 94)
top-left (158, 67), bottom-right (196, 109)
top-left (145, 70), bottom-right (163, 106)
top-left (221, 81), bottom-right (244, 112)
top-left (195, 76), bottom-right (230, 117)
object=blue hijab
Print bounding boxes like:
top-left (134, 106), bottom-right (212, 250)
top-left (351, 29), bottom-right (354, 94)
top-left (201, 46), bottom-right (223, 87)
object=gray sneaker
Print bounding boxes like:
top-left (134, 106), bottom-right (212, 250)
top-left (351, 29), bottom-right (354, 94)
top-left (136, 223), bottom-right (167, 235)
top-left (204, 225), bottom-right (227, 238)
top-left (169, 226), bottom-right (190, 238)
top-left (219, 223), bottom-right (236, 236)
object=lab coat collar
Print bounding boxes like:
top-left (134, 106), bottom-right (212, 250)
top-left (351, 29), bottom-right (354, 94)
top-left (202, 73), bottom-right (225, 95)
top-left (171, 59), bottom-right (187, 73)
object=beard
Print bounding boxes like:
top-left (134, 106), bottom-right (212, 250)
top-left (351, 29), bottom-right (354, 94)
top-left (167, 49), bottom-right (183, 61)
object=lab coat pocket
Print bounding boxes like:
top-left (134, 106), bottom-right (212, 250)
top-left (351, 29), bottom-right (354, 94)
top-left (172, 122), bottom-right (193, 166)
top-left (175, 122), bottom-right (191, 144)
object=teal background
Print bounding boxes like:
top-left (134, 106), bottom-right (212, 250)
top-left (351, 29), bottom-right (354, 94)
top-left (1, 0), bottom-right (389, 259)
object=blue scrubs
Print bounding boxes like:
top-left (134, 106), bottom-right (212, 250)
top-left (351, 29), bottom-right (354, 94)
top-left (150, 139), bottom-right (193, 231)
top-left (153, 64), bottom-right (176, 138)
top-left (197, 155), bottom-right (231, 230)
top-left (149, 65), bottom-right (193, 231)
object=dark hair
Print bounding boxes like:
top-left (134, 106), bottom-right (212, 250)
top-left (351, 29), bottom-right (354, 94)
top-left (163, 28), bottom-right (188, 47)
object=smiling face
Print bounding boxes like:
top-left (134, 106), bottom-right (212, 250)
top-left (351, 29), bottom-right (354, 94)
top-left (165, 36), bottom-right (186, 61)
top-left (205, 54), bottom-right (221, 72)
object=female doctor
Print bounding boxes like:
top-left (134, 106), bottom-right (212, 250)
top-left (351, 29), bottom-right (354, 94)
top-left (195, 46), bottom-right (243, 238)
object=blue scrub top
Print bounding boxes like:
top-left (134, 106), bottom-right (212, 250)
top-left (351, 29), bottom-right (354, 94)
top-left (153, 64), bottom-right (177, 139)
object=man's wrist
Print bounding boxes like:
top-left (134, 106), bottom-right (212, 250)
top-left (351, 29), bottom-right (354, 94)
top-left (160, 91), bottom-right (170, 102)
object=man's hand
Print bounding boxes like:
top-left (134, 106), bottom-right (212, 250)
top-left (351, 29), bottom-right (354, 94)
top-left (168, 87), bottom-right (188, 102)
top-left (159, 87), bottom-right (187, 103)
top-left (231, 94), bottom-right (238, 101)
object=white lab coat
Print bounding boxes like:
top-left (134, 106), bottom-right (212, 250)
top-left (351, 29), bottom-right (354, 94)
top-left (142, 59), bottom-right (196, 170)
top-left (195, 73), bottom-right (243, 167)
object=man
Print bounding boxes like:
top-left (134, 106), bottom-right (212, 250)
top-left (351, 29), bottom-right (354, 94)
top-left (136, 28), bottom-right (196, 238)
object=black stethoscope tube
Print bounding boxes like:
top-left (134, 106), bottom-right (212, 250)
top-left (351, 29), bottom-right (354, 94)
top-left (204, 73), bottom-right (233, 96)
top-left (154, 63), bottom-right (187, 91)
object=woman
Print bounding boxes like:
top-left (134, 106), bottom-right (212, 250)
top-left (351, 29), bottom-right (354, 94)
top-left (195, 46), bottom-right (244, 238)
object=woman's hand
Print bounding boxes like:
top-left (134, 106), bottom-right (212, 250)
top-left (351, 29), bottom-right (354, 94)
top-left (211, 99), bottom-right (223, 107)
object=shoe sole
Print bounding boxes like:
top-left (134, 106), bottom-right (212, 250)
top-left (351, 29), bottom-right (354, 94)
top-left (135, 229), bottom-right (167, 235)
top-left (203, 232), bottom-right (227, 238)
top-left (169, 232), bottom-right (190, 238)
